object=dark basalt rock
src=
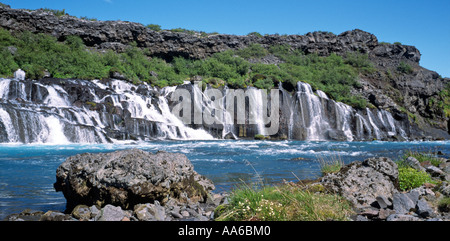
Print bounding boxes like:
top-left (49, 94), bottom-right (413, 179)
top-left (0, 6), bottom-right (419, 62)
top-left (321, 157), bottom-right (399, 208)
top-left (54, 149), bottom-right (215, 212)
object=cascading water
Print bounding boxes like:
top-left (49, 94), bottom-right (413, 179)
top-left (0, 70), bottom-right (409, 143)
top-left (279, 84), bottom-right (295, 139)
top-left (247, 87), bottom-right (267, 136)
top-left (0, 76), bottom-right (214, 144)
top-left (293, 82), bottom-right (329, 141)
top-left (279, 81), bottom-right (407, 141)
top-left (222, 86), bottom-right (237, 139)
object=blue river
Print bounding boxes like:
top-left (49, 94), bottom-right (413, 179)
top-left (0, 140), bottom-right (449, 219)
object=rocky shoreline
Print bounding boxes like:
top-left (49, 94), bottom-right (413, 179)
top-left (4, 149), bottom-right (450, 221)
top-left (319, 156), bottom-right (450, 221)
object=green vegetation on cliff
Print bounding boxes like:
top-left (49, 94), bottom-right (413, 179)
top-left (0, 27), bottom-right (368, 108)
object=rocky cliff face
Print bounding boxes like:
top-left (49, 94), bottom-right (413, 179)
top-left (0, 5), bottom-right (420, 61)
top-left (0, 5), bottom-right (448, 140)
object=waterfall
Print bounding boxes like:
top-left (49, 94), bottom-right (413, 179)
top-left (367, 108), bottom-right (381, 140)
top-left (279, 83), bottom-right (295, 139)
top-left (222, 86), bottom-right (237, 139)
top-left (335, 102), bottom-right (354, 141)
top-left (158, 86), bottom-right (213, 140)
top-left (247, 88), bottom-right (266, 136)
top-left (295, 82), bottom-right (329, 141)
top-left (0, 79), bottom-right (11, 99)
top-left (0, 75), bottom-right (410, 143)
top-left (44, 116), bottom-right (69, 144)
top-left (0, 107), bottom-right (17, 142)
top-left (43, 84), bottom-right (70, 107)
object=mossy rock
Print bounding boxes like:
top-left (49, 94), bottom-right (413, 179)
top-left (213, 204), bottom-right (229, 219)
top-left (254, 134), bottom-right (266, 140)
top-left (307, 183), bottom-right (326, 193)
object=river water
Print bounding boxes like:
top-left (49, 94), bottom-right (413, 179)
top-left (0, 140), bottom-right (449, 219)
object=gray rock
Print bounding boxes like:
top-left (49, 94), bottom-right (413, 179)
top-left (378, 208), bottom-right (396, 220)
top-left (426, 166), bottom-right (445, 179)
top-left (386, 214), bottom-right (421, 221)
top-left (355, 215), bottom-right (369, 221)
top-left (426, 218), bottom-right (443, 221)
top-left (195, 215), bottom-right (210, 221)
top-left (376, 196), bottom-right (392, 209)
top-left (439, 161), bottom-right (450, 174)
top-left (110, 71), bottom-right (127, 80)
top-left (90, 205), bottom-right (101, 221)
top-left (71, 205), bottom-right (91, 220)
top-left (40, 211), bottom-right (73, 221)
top-left (181, 210), bottom-right (190, 217)
top-left (359, 207), bottom-right (379, 218)
top-left (54, 149), bottom-right (214, 211)
top-left (407, 189), bottom-right (420, 203)
top-left (170, 209), bottom-right (183, 219)
top-left (410, 186), bottom-right (435, 198)
top-left (416, 199), bottom-right (434, 218)
top-left (321, 157), bottom-right (399, 207)
top-left (393, 193), bottom-right (417, 214)
top-left (98, 205), bottom-right (127, 221)
top-left (4, 209), bottom-right (45, 221)
top-left (405, 157), bottom-right (426, 172)
top-left (134, 202), bottom-right (166, 221)
top-left (438, 182), bottom-right (450, 196)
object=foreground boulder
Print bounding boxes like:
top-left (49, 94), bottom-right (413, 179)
top-left (321, 157), bottom-right (399, 208)
top-left (54, 149), bottom-right (215, 211)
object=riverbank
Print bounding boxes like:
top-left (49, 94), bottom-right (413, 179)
top-left (3, 148), bottom-right (449, 221)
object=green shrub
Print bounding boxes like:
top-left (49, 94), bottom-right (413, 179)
top-left (344, 52), bottom-right (376, 73)
top-left (170, 28), bottom-right (196, 35)
top-left (397, 61), bottom-right (413, 74)
top-left (146, 24), bottom-right (162, 31)
top-left (0, 48), bottom-right (18, 77)
top-left (252, 76), bottom-right (275, 90)
top-left (80, 16), bottom-right (97, 21)
top-left (438, 83), bottom-right (450, 118)
top-left (41, 8), bottom-right (68, 17)
top-left (235, 43), bottom-right (268, 59)
top-left (247, 32), bottom-right (263, 38)
top-left (269, 44), bottom-right (291, 57)
top-left (398, 167), bottom-right (433, 191)
top-left (438, 197), bottom-right (450, 212)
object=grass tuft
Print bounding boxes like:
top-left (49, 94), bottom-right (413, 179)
top-left (215, 184), bottom-right (354, 221)
top-left (400, 150), bottom-right (443, 167)
top-left (318, 154), bottom-right (344, 175)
